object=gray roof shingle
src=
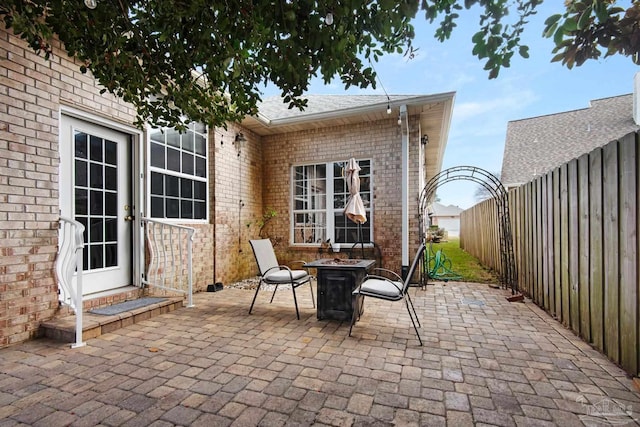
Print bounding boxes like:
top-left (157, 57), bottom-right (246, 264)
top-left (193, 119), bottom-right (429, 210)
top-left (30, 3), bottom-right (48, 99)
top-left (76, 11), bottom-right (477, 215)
top-left (501, 94), bottom-right (638, 187)
top-left (431, 202), bottom-right (463, 216)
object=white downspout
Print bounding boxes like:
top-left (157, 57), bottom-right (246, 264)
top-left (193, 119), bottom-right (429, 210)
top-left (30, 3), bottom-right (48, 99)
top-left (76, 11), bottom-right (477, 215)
top-left (400, 105), bottom-right (409, 270)
top-left (634, 72), bottom-right (640, 125)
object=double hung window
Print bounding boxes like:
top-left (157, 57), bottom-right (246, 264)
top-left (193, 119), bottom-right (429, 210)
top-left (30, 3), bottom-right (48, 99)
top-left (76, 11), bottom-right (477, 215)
top-left (148, 122), bottom-right (208, 221)
top-left (292, 159), bottom-right (371, 245)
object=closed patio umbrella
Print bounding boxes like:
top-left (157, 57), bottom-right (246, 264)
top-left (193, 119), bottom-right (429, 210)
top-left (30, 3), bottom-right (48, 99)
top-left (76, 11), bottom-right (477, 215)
top-left (344, 158), bottom-right (366, 256)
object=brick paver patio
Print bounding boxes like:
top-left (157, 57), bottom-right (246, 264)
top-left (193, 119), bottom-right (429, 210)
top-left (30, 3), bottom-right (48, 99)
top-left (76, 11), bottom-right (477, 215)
top-left (1, 282), bottom-right (638, 426)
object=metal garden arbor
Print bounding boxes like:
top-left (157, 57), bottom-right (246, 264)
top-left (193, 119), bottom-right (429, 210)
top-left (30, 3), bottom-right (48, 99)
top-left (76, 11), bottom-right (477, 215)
top-left (418, 166), bottom-right (518, 294)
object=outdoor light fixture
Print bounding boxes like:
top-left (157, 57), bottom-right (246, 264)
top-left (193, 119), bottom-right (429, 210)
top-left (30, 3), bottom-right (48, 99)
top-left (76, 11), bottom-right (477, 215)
top-left (325, 12), bottom-right (334, 25)
top-left (386, 102), bottom-right (391, 115)
top-left (397, 113), bottom-right (402, 126)
top-left (421, 134), bottom-right (429, 145)
top-left (234, 132), bottom-right (246, 157)
top-left (84, 0), bottom-right (97, 9)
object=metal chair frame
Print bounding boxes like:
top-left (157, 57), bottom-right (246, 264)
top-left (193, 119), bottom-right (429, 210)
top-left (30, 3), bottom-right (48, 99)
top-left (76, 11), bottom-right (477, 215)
top-left (349, 243), bottom-right (426, 345)
top-left (248, 239), bottom-right (315, 319)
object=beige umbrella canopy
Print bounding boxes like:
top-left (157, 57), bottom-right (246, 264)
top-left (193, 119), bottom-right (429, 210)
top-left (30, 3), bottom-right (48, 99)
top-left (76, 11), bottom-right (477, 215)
top-left (343, 158), bottom-right (367, 224)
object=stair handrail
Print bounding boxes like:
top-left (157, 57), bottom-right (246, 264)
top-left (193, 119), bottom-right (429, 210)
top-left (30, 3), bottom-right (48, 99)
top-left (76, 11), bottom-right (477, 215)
top-left (56, 216), bottom-right (86, 348)
top-left (141, 218), bottom-right (196, 307)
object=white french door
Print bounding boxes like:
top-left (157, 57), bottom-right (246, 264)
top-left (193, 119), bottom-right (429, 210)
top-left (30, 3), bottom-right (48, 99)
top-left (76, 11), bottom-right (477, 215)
top-left (60, 115), bottom-right (133, 295)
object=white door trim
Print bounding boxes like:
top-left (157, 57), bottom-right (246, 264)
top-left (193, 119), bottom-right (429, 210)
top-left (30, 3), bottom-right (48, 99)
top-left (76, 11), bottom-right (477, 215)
top-left (59, 106), bottom-right (144, 288)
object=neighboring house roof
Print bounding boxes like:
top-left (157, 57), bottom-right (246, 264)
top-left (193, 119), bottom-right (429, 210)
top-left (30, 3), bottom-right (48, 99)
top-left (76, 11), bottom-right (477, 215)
top-left (243, 92), bottom-right (456, 194)
top-left (430, 202), bottom-right (463, 217)
top-left (501, 93), bottom-right (639, 188)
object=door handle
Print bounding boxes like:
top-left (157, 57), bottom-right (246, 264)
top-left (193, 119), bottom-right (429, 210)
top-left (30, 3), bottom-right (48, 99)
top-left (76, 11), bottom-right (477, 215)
top-left (124, 215), bottom-right (135, 221)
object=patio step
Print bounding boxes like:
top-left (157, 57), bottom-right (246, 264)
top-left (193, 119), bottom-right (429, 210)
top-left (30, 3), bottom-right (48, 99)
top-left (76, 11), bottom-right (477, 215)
top-left (40, 288), bottom-right (184, 344)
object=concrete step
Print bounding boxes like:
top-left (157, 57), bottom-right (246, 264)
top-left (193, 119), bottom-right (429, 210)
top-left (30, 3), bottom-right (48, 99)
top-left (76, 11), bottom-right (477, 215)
top-left (41, 291), bottom-right (185, 344)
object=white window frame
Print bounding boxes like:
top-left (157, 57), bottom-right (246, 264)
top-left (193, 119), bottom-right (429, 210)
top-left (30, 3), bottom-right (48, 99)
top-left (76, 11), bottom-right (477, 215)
top-left (146, 122), bottom-right (209, 223)
top-left (290, 159), bottom-right (373, 246)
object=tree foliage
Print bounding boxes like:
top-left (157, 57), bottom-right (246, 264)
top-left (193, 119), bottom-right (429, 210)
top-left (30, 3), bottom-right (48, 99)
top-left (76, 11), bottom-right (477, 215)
top-left (542, 1), bottom-right (640, 69)
top-left (474, 172), bottom-right (501, 202)
top-left (1, 1), bottom-right (638, 129)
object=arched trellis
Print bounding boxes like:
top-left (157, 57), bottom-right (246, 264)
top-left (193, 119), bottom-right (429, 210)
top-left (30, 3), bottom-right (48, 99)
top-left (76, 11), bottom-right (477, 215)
top-left (418, 166), bottom-right (517, 294)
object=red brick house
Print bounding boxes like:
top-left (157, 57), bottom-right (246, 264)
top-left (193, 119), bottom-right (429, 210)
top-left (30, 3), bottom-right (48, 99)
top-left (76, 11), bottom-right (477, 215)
top-left (0, 26), bottom-right (455, 346)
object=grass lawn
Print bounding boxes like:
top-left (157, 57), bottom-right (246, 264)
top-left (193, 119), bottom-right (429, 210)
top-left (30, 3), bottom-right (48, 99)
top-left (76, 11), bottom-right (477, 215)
top-left (425, 238), bottom-right (501, 284)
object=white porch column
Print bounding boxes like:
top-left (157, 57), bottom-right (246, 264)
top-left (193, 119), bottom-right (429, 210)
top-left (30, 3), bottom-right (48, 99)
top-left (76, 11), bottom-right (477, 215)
top-left (400, 104), bottom-right (409, 269)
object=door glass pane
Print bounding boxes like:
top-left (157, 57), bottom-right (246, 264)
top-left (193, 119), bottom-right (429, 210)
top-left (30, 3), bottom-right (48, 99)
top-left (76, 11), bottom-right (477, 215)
top-left (90, 244), bottom-right (103, 269)
top-left (104, 192), bottom-right (117, 216)
top-left (105, 244), bottom-right (117, 268)
top-left (90, 218), bottom-right (103, 242)
top-left (75, 189), bottom-right (88, 215)
top-left (105, 166), bottom-right (117, 191)
top-left (90, 163), bottom-right (103, 189)
top-left (90, 190), bottom-right (103, 215)
top-left (75, 160), bottom-right (87, 186)
top-left (75, 132), bottom-right (87, 159)
top-left (90, 135), bottom-right (102, 162)
top-left (105, 140), bottom-right (117, 165)
top-left (105, 218), bottom-right (117, 241)
top-left (74, 129), bottom-right (119, 272)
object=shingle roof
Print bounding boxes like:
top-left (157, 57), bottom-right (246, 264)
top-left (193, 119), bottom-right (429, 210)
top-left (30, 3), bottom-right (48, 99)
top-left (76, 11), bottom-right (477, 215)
top-left (431, 202), bottom-right (463, 217)
top-left (501, 94), bottom-right (638, 187)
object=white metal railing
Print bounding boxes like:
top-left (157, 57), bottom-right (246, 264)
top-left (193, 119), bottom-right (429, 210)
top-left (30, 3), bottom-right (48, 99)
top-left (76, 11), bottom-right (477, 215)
top-left (56, 216), bottom-right (86, 348)
top-left (141, 218), bottom-right (196, 307)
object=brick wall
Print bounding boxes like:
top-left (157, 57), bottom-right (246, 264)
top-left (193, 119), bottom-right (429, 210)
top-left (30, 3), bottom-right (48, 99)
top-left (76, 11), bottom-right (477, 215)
top-left (211, 125), bottom-right (264, 284)
top-left (0, 23), bottom-right (427, 345)
top-left (0, 27), bottom-right (219, 346)
top-left (260, 116), bottom-right (424, 272)
top-left (0, 27), bottom-right (130, 345)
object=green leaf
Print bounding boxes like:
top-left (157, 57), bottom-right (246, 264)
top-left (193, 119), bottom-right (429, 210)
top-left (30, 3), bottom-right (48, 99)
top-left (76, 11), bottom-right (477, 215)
top-left (564, 17), bottom-right (578, 32)
top-left (577, 7), bottom-right (592, 30)
top-left (471, 30), bottom-right (485, 44)
top-left (543, 22), bottom-right (558, 39)
top-left (553, 27), bottom-right (565, 45)
top-left (3, 0), bottom-right (637, 129)
top-left (594, 1), bottom-right (609, 22)
top-left (544, 14), bottom-right (562, 26)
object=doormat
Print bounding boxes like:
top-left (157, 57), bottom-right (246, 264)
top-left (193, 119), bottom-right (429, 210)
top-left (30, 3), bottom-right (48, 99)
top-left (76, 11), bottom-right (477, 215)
top-left (89, 297), bottom-right (167, 316)
top-left (460, 298), bottom-right (485, 306)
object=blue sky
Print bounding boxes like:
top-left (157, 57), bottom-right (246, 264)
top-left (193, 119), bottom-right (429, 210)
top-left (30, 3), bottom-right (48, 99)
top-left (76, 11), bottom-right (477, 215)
top-left (263, 3), bottom-right (639, 209)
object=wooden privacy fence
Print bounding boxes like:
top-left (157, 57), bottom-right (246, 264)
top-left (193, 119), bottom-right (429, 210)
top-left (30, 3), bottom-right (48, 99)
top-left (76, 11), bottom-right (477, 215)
top-left (461, 131), bottom-right (639, 377)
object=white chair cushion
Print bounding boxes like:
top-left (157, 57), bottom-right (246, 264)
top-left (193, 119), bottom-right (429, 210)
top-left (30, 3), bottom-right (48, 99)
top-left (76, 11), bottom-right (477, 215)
top-left (264, 269), bottom-right (308, 284)
top-left (360, 278), bottom-right (402, 298)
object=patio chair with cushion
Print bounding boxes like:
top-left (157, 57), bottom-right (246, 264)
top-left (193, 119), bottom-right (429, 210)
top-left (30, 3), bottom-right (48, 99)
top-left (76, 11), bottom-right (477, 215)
top-left (349, 243), bottom-right (426, 345)
top-left (249, 239), bottom-right (315, 320)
